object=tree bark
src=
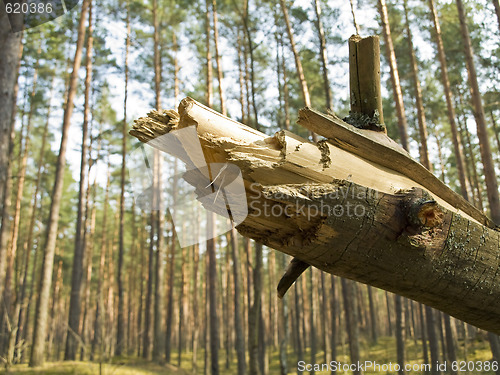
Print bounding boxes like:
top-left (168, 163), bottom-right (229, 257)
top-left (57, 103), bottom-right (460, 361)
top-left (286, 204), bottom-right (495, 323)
top-left (456, 0), bottom-right (500, 223)
top-left (30, 0), bottom-right (90, 366)
top-left (428, 0), bottom-right (469, 201)
top-left (377, 0), bottom-right (409, 150)
top-left (65, 0), bottom-right (93, 359)
top-left (403, 1), bottom-right (431, 170)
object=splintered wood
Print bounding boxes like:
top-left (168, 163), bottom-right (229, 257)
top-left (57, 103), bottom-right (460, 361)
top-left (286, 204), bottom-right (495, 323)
top-left (131, 97), bottom-right (500, 335)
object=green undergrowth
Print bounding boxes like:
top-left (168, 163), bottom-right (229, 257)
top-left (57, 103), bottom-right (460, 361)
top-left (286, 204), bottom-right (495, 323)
top-left (2, 335), bottom-right (496, 374)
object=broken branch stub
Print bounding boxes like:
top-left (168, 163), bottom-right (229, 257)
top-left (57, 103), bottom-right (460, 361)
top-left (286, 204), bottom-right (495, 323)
top-left (131, 97), bottom-right (500, 335)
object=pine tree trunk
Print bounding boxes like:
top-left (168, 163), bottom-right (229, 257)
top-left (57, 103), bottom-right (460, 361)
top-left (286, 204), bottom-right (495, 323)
top-left (378, 0), bottom-right (409, 150)
top-left (279, 0), bottom-right (316, 141)
top-left (341, 279), bottom-right (361, 375)
top-left (249, 243), bottom-right (263, 375)
top-left (65, 1), bottom-right (93, 359)
top-left (367, 286), bottom-right (378, 344)
top-left (426, 306), bottom-right (441, 375)
top-left (404, 0), bottom-right (431, 170)
top-left (231, 229), bottom-right (246, 375)
top-left (30, 0), bottom-right (90, 366)
top-left (313, 0), bottom-right (333, 110)
top-left (278, 253), bottom-right (288, 375)
top-left (456, 0), bottom-right (500, 223)
top-left (15, 79), bottom-right (53, 357)
top-left (90, 167), bottom-right (110, 361)
top-left (0, 20), bottom-right (23, 303)
top-left (116, 0), bottom-right (130, 356)
top-left (428, 0), bottom-right (470, 201)
top-left (443, 314), bottom-right (458, 375)
top-left (395, 294), bottom-right (406, 375)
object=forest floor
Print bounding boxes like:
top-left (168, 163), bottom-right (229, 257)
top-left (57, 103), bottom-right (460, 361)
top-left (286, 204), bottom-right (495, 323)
top-left (1, 335), bottom-right (496, 374)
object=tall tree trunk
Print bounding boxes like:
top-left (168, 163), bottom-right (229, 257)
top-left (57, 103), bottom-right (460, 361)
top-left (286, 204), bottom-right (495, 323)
top-left (309, 269), bottom-right (317, 375)
top-left (330, 276), bottom-right (337, 375)
top-left (443, 314), bottom-right (458, 375)
top-left (116, 0), bottom-right (130, 356)
top-left (212, 0), bottom-right (226, 115)
top-left (367, 286), bottom-right (378, 344)
top-left (152, 152), bottom-right (164, 361)
top-left (425, 306), bottom-right (441, 375)
top-left (279, 0), bottom-right (317, 141)
top-left (278, 253), bottom-right (289, 375)
top-left (428, 0), bottom-right (470, 201)
top-left (90, 165), bottom-right (110, 362)
top-left (312, 0), bottom-right (333, 110)
top-left (191, 243), bottom-right (200, 372)
top-left (456, 0), bottom-right (500, 223)
top-left (403, 0), bottom-right (431, 170)
top-left (0, 16), bottom-right (23, 301)
top-left (1, 45), bottom-right (39, 360)
top-left (65, 0), bottom-right (93, 359)
top-left (395, 294), bottom-right (406, 374)
top-left (151, 0), bottom-right (164, 360)
top-left (249, 243), bottom-right (263, 375)
top-left (30, 0), bottom-right (90, 366)
top-left (231, 229), bottom-right (246, 375)
top-left (15, 78), bottom-right (53, 356)
top-left (341, 279), bottom-right (362, 375)
top-left (377, 0), bottom-right (409, 150)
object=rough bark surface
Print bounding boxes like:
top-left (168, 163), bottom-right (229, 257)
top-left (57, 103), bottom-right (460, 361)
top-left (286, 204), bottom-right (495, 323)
top-left (131, 97), bottom-right (500, 335)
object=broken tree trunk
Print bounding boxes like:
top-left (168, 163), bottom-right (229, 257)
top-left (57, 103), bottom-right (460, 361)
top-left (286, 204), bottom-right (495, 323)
top-left (130, 97), bottom-right (500, 335)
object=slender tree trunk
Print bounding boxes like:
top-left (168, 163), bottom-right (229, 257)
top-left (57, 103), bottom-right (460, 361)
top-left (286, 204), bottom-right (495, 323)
top-left (395, 294), bottom-right (406, 374)
top-left (426, 306), bottom-right (441, 375)
top-left (313, 0), bottom-right (333, 110)
top-left (152, 153), bottom-right (165, 361)
top-left (456, 0), bottom-right (500, 223)
top-left (309, 269), bottom-right (317, 375)
top-left (116, 0), bottom-right (130, 356)
top-left (428, 0), bottom-right (470, 200)
top-left (1, 46), bottom-right (38, 361)
top-left (377, 0), bottom-right (409, 150)
top-left (15, 78), bottom-right (53, 356)
top-left (212, 0), bottom-right (226, 115)
top-left (443, 314), bottom-right (458, 375)
top-left (341, 279), bottom-right (362, 375)
top-left (349, 0), bottom-right (360, 34)
top-left (65, 1), bottom-right (93, 359)
top-left (367, 286), bottom-right (378, 343)
top-left (30, 0), bottom-right (90, 366)
top-left (151, 0), bottom-right (164, 360)
top-left (90, 167), bottom-right (110, 361)
top-left (330, 276), bottom-right (337, 375)
top-left (249, 243), bottom-right (263, 375)
top-left (177, 243), bottom-right (187, 366)
top-left (278, 253), bottom-right (289, 375)
top-left (0, 19), bottom-right (23, 302)
top-left (419, 304), bottom-right (430, 366)
top-left (279, 0), bottom-right (317, 141)
top-left (191, 243), bottom-right (200, 372)
top-left (230, 229), bottom-right (246, 375)
top-left (403, 0), bottom-right (431, 170)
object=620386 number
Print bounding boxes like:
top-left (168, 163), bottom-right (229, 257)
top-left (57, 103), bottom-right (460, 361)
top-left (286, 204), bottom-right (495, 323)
top-left (451, 361), bottom-right (498, 372)
top-left (5, 2), bottom-right (53, 14)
